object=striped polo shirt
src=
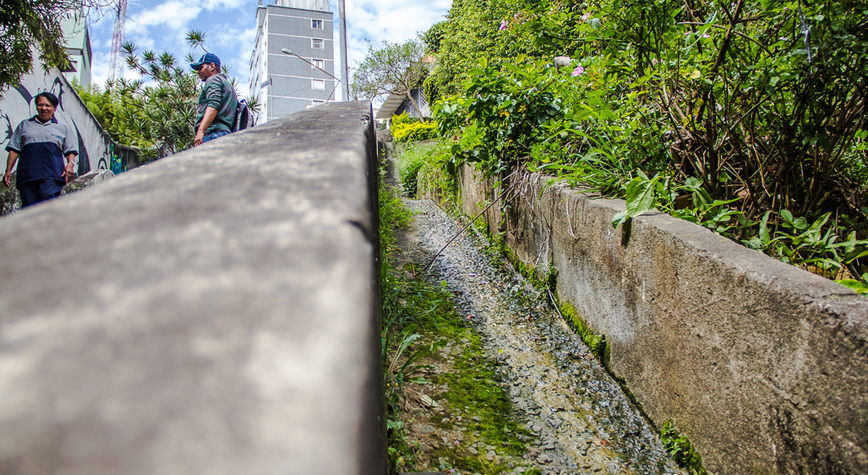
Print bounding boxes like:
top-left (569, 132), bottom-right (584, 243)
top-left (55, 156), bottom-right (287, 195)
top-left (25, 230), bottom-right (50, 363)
top-left (5, 115), bottom-right (78, 184)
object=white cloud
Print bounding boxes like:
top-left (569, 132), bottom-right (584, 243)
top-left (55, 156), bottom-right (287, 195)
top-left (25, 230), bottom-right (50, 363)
top-left (202, 0), bottom-right (249, 11)
top-left (89, 51), bottom-right (112, 88)
top-left (126, 1), bottom-right (204, 37)
top-left (330, 0), bottom-right (448, 100)
top-left (345, 0), bottom-right (449, 45)
top-left (89, 51), bottom-right (142, 89)
top-left (225, 26), bottom-right (258, 100)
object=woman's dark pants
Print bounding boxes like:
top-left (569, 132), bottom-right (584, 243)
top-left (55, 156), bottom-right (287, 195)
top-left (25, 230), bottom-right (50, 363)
top-left (18, 178), bottom-right (65, 208)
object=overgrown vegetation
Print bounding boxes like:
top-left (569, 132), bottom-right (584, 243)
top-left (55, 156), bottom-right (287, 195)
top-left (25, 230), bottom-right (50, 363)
top-left (661, 420), bottom-right (707, 475)
top-left (394, 139), bottom-right (460, 210)
top-left (418, 0), bottom-right (868, 291)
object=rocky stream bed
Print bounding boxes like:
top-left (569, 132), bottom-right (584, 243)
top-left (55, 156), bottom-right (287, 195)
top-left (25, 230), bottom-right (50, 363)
top-left (390, 197), bottom-right (687, 475)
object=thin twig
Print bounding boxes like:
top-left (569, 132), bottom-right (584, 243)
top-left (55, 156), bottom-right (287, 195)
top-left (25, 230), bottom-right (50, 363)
top-left (419, 180), bottom-right (519, 276)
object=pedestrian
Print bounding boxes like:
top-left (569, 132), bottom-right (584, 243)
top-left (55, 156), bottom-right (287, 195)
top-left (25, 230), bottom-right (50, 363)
top-left (3, 92), bottom-right (78, 208)
top-left (190, 53), bottom-right (238, 146)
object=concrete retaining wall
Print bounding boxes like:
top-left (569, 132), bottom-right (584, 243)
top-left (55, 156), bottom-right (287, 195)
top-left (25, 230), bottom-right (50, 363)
top-left (0, 102), bottom-right (386, 474)
top-left (432, 164), bottom-right (868, 475)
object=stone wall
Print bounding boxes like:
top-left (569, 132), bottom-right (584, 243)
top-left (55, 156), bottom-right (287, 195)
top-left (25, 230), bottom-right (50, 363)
top-left (426, 164), bottom-right (868, 475)
top-left (0, 102), bottom-right (386, 474)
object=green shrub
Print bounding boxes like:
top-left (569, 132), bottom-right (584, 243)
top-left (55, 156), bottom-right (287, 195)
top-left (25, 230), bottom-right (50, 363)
top-left (396, 143), bottom-right (428, 197)
top-left (427, 0), bottom-right (868, 290)
top-left (391, 112), bottom-right (438, 142)
top-left (396, 141), bottom-right (454, 199)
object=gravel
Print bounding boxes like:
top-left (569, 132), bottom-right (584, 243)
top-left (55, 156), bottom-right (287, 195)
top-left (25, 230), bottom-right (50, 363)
top-left (397, 197), bottom-right (686, 475)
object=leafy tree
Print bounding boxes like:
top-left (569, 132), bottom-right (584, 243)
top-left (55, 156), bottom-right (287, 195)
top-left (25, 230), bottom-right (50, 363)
top-left (423, 0), bottom-right (538, 100)
top-left (351, 39), bottom-right (430, 121)
top-left (114, 42), bottom-right (200, 159)
top-left (420, 21), bottom-right (447, 53)
top-left (0, 0), bottom-right (114, 99)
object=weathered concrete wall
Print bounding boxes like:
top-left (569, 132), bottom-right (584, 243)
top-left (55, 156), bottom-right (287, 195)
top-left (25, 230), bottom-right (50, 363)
top-left (431, 165), bottom-right (868, 475)
top-left (0, 102), bottom-right (386, 474)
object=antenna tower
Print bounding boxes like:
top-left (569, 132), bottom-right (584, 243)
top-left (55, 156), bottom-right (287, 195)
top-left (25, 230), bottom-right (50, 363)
top-left (108, 0), bottom-right (128, 84)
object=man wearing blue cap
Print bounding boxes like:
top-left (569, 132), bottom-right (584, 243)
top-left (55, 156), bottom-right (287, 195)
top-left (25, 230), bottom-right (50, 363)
top-left (190, 53), bottom-right (238, 146)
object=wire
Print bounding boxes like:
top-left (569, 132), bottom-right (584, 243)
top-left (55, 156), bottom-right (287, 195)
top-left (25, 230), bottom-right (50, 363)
top-left (420, 179), bottom-right (521, 277)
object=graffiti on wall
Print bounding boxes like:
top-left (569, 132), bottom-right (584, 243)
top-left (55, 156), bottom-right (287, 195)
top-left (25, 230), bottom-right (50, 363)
top-left (99, 142), bottom-right (126, 175)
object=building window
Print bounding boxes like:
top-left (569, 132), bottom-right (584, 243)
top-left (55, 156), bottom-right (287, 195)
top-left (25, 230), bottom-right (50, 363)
top-left (312, 79), bottom-right (325, 90)
top-left (312, 38), bottom-right (324, 49)
top-left (312, 19), bottom-right (323, 29)
top-left (311, 59), bottom-right (324, 69)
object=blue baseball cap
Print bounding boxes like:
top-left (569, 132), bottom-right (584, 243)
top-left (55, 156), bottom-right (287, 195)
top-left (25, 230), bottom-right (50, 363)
top-left (191, 53), bottom-right (221, 70)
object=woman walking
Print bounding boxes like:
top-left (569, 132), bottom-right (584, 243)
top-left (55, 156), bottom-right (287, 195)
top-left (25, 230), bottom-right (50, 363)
top-left (3, 92), bottom-right (78, 208)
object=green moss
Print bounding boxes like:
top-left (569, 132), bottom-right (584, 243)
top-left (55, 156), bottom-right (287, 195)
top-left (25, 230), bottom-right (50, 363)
top-left (557, 300), bottom-right (609, 362)
top-left (429, 310), bottom-right (530, 473)
top-left (381, 245), bottom-right (531, 472)
top-left (661, 420), bottom-right (707, 475)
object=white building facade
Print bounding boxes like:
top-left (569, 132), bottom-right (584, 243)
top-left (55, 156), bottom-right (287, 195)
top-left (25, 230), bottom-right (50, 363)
top-left (60, 9), bottom-right (92, 89)
top-left (248, 0), bottom-right (336, 123)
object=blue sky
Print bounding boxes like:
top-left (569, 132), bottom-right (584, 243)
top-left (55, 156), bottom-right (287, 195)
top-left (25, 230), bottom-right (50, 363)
top-left (86, 0), bottom-right (451, 100)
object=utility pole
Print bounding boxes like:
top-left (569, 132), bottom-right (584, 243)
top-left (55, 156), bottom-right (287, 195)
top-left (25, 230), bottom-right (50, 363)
top-left (338, 0), bottom-right (350, 101)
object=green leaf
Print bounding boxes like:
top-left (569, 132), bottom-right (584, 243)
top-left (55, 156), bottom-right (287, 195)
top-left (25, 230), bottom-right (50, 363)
top-left (759, 211), bottom-right (772, 244)
top-left (837, 279), bottom-right (868, 294)
top-left (622, 175), bottom-right (659, 219)
top-left (612, 211), bottom-right (629, 228)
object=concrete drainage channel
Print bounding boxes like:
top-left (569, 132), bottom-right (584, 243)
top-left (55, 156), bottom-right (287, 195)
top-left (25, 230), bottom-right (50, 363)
top-left (393, 198), bottom-right (685, 475)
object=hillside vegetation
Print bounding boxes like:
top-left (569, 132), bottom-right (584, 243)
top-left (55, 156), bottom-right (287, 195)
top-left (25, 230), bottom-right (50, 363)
top-left (416, 0), bottom-right (868, 291)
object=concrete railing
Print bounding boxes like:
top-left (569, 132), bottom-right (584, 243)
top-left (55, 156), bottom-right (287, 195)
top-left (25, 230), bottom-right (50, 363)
top-left (423, 165), bottom-right (868, 475)
top-left (0, 102), bottom-right (386, 474)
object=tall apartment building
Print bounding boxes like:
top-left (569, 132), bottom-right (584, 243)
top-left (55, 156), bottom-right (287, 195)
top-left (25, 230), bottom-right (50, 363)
top-left (248, 0), bottom-right (336, 123)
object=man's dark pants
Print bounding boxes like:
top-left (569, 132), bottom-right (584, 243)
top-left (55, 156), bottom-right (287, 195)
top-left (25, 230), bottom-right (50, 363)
top-left (203, 130), bottom-right (230, 143)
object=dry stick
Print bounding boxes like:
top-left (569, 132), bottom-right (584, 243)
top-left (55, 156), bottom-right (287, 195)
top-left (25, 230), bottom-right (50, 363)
top-left (419, 180), bottom-right (519, 277)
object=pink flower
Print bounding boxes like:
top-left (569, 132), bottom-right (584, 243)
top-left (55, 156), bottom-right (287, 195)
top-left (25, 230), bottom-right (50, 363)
top-left (685, 31), bottom-right (710, 38)
top-left (581, 13), bottom-right (590, 21)
top-left (499, 20), bottom-right (508, 30)
top-left (572, 65), bottom-right (585, 76)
